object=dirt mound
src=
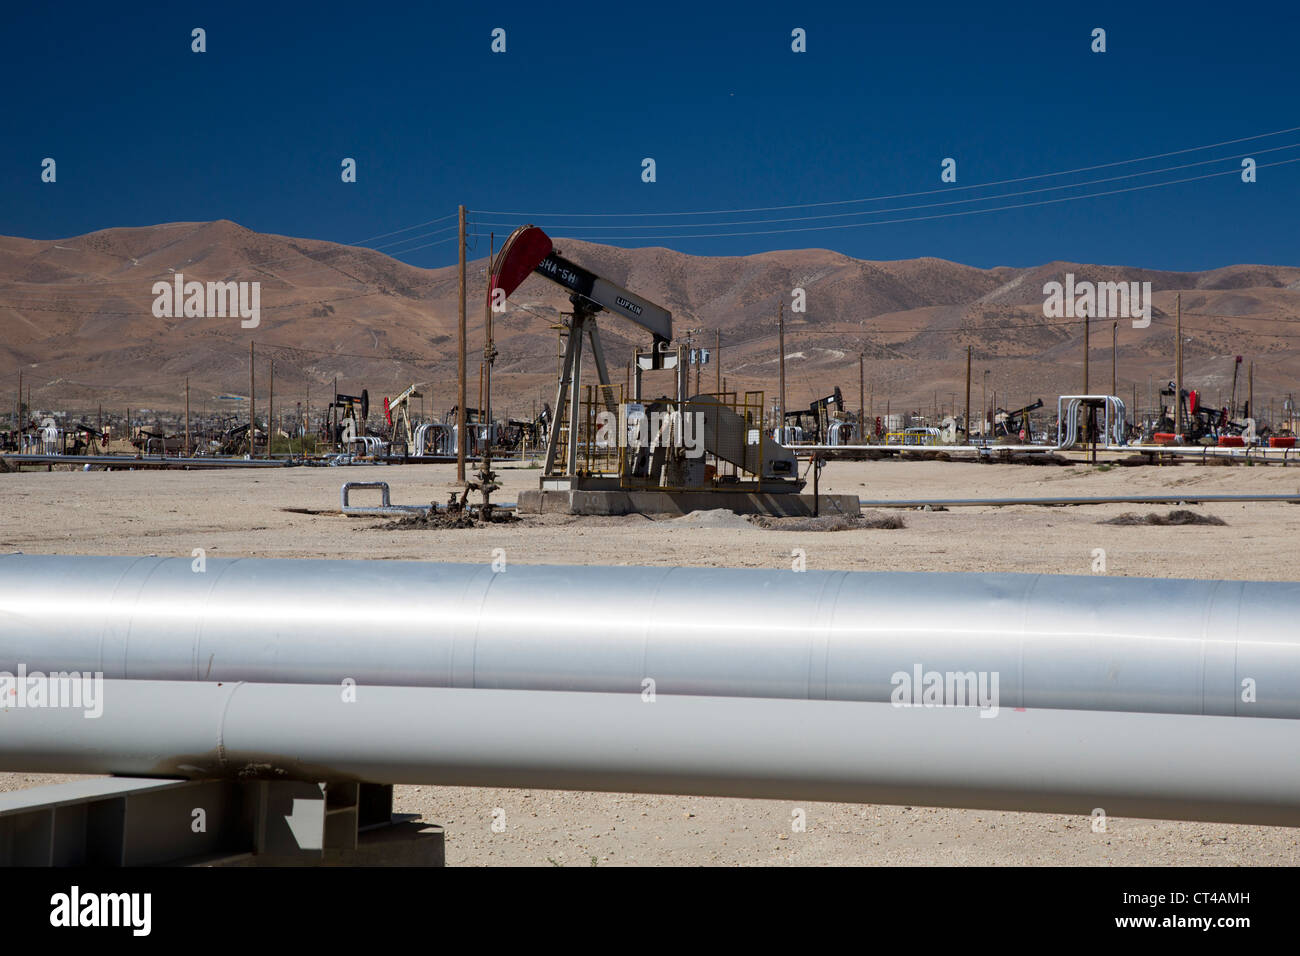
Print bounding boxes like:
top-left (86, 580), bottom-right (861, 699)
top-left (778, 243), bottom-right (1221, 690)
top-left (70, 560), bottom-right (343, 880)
top-left (979, 452), bottom-right (1072, 466)
top-left (1099, 510), bottom-right (1227, 526)
top-left (669, 509), bottom-right (755, 529)
top-left (751, 511), bottom-right (905, 531)
top-left (378, 506), bottom-right (520, 530)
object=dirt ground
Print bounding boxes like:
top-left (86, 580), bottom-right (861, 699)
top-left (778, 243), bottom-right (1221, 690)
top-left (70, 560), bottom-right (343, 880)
top-left (3, 456), bottom-right (1299, 865)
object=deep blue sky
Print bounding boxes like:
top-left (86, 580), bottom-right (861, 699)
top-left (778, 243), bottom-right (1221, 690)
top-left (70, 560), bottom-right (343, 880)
top-left (2, 0), bottom-right (1296, 271)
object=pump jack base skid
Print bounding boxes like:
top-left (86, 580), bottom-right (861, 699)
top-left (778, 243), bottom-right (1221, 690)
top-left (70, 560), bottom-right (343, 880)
top-left (518, 487), bottom-right (860, 517)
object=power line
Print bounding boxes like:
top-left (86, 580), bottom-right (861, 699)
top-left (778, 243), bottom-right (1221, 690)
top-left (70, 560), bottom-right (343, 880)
top-left (476, 124), bottom-right (1300, 218)
top-left (472, 143), bottom-right (1300, 232)
top-left (0, 290), bottom-right (381, 316)
top-left (347, 211), bottom-right (457, 245)
top-left (478, 157), bottom-right (1300, 240)
top-left (12, 215), bottom-right (460, 292)
top-left (251, 341), bottom-right (445, 363)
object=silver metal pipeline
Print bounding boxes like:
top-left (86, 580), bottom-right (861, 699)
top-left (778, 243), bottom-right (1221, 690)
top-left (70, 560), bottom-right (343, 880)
top-left (1, 680), bottom-right (1298, 827)
top-left (2, 555), bottom-right (1299, 718)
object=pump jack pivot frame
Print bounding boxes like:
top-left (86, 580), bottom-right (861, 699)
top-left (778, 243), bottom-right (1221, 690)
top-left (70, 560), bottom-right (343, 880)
top-left (544, 297), bottom-right (620, 476)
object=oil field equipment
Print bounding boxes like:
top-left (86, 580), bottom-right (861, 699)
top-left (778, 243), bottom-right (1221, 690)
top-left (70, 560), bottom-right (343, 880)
top-left (383, 383), bottom-right (423, 451)
top-left (1056, 395), bottom-right (1128, 449)
top-left (328, 389), bottom-right (370, 445)
top-left (783, 387), bottom-right (846, 444)
top-left (483, 226), bottom-right (829, 514)
top-left (994, 398), bottom-right (1044, 439)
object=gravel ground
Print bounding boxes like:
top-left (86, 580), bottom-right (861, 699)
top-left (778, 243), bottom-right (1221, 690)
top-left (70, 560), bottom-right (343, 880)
top-left (3, 456), bottom-right (1299, 865)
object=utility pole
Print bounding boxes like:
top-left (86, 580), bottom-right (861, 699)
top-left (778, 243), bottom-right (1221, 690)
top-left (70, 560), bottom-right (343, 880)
top-left (249, 341), bottom-right (255, 456)
top-left (965, 346), bottom-right (972, 445)
top-left (268, 359), bottom-right (274, 459)
top-left (1082, 304), bottom-right (1090, 393)
top-left (1175, 294), bottom-right (1184, 436)
top-left (859, 353), bottom-right (865, 442)
top-left (184, 377), bottom-right (190, 457)
top-left (15, 369), bottom-right (21, 434)
top-left (1249, 360), bottom-right (1255, 420)
top-left (484, 232), bottom-right (496, 465)
top-left (777, 301), bottom-right (786, 437)
top-left (695, 332), bottom-right (702, 395)
top-left (982, 370), bottom-right (988, 440)
top-left (457, 204), bottom-right (467, 482)
top-left (1111, 320), bottom-right (1118, 399)
top-left (715, 329), bottom-right (721, 393)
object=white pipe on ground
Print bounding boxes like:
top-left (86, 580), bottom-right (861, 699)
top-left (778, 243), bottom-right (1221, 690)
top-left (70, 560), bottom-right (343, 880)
top-left (2, 555), bottom-right (1298, 718)
top-left (1, 680), bottom-right (1298, 827)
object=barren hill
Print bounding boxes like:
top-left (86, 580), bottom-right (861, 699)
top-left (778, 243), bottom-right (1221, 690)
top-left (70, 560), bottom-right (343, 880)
top-left (2, 220), bottom-right (1298, 425)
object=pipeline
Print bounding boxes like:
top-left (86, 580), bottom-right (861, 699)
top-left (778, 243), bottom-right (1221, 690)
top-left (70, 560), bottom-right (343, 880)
top-left (2, 555), bottom-right (1299, 718)
top-left (1, 680), bottom-right (1298, 827)
top-left (858, 492), bottom-right (1300, 508)
top-left (0, 453), bottom-right (292, 469)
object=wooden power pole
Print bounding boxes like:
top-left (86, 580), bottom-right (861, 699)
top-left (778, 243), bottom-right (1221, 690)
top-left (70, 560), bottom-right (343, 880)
top-left (184, 377), bottom-right (190, 456)
top-left (268, 359), bottom-right (274, 459)
top-left (1082, 305), bottom-right (1090, 393)
top-left (1111, 320), bottom-right (1118, 399)
top-left (1175, 294), bottom-right (1184, 436)
top-left (457, 204), bottom-right (467, 482)
top-left (859, 353), bottom-right (865, 441)
top-left (777, 301), bottom-right (786, 434)
top-left (965, 346), bottom-right (972, 445)
top-left (249, 341), bottom-right (255, 456)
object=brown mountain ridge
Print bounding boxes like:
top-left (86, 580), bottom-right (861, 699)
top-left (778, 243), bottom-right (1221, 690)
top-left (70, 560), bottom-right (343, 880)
top-left (2, 220), bottom-right (1298, 423)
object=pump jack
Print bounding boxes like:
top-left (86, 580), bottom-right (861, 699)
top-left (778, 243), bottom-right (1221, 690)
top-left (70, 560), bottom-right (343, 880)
top-left (995, 398), bottom-right (1044, 439)
top-left (383, 383), bottom-right (423, 449)
top-left (532, 251), bottom-right (673, 476)
top-left (489, 224), bottom-right (800, 501)
top-left (783, 387), bottom-right (844, 443)
top-left (478, 224), bottom-right (672, 479)
top-left (328, 390), bottom-right (369, 445)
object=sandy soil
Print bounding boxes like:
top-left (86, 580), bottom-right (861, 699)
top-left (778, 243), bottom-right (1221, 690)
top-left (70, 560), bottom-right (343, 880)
top-left (3, 456), bottom-right (1299, 865)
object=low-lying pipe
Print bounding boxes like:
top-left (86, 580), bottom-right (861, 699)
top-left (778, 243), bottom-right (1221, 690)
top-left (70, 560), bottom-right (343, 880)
top-left (2, 555), bottom-right (1298, 718)
top-left (1, 680), bottom-right (1298, 827)
top-left (857, 493), bottom-right (1300, 508)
